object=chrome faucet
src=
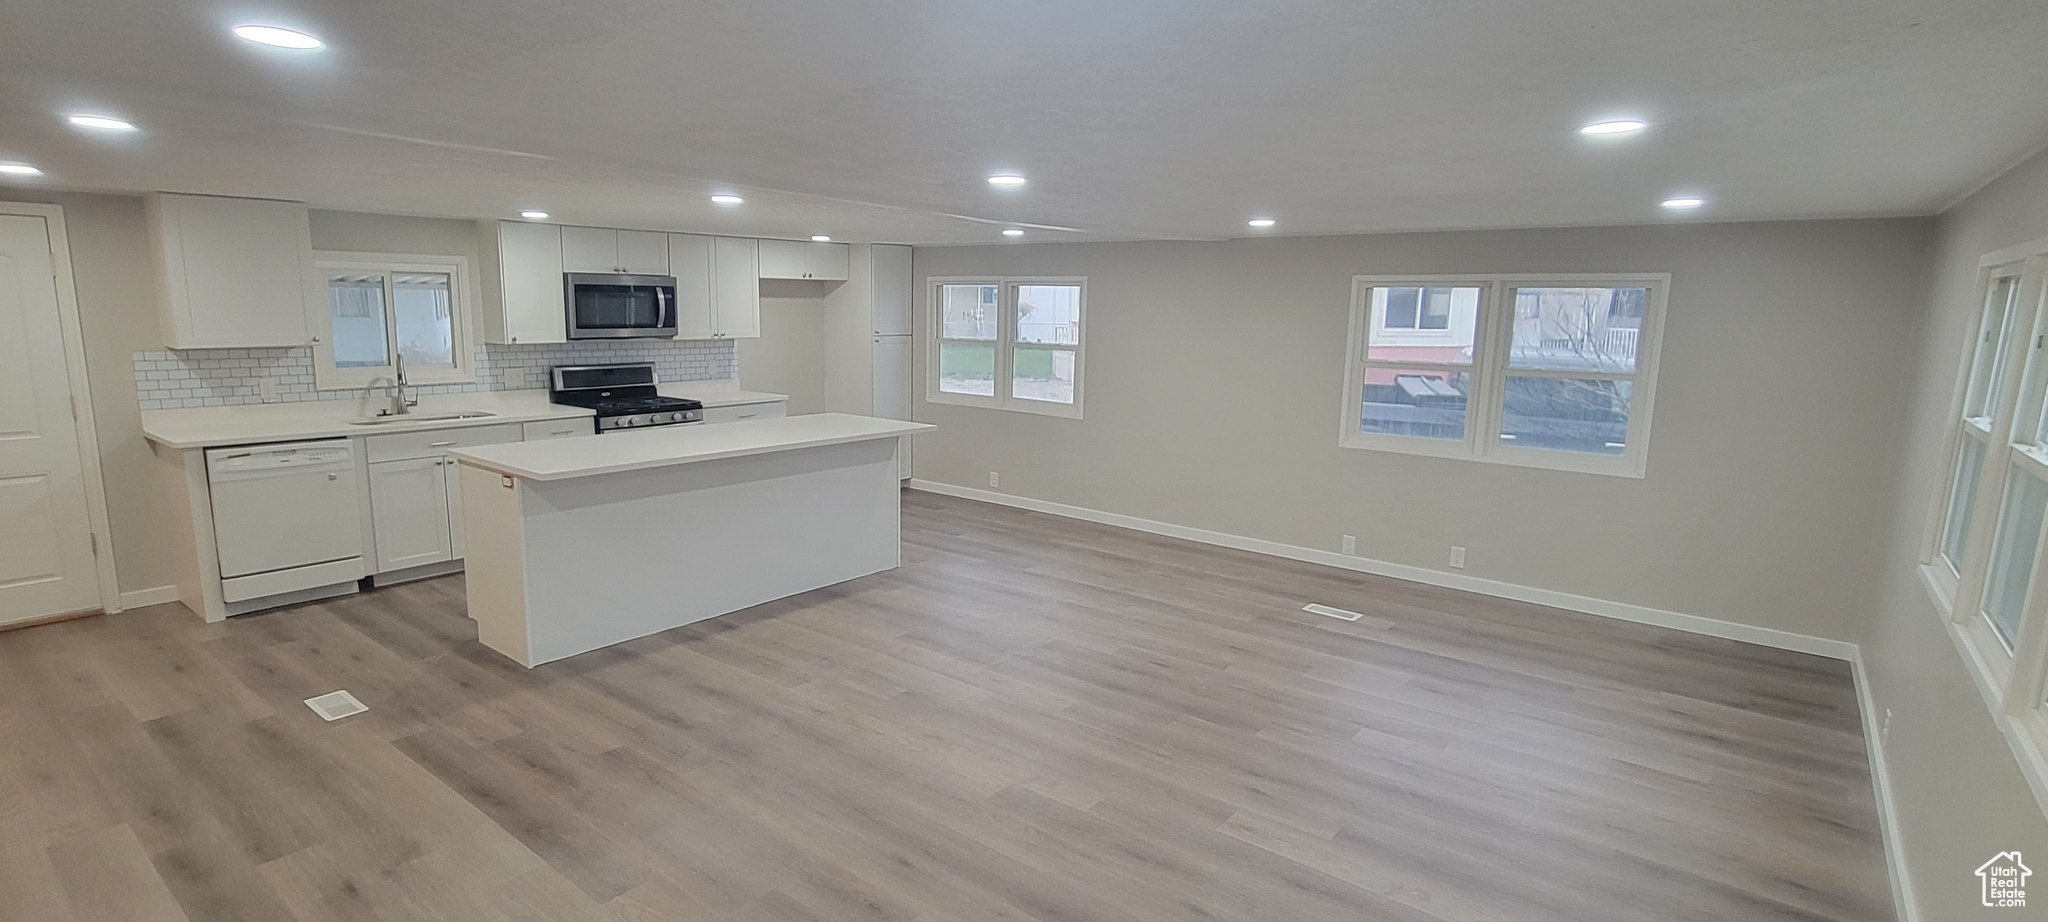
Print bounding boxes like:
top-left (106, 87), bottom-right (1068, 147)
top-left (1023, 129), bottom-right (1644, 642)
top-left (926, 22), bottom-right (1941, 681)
top-left (367, 356), bottom-right (420, 417)
top-left (392, 354), bottom-right (417, 415)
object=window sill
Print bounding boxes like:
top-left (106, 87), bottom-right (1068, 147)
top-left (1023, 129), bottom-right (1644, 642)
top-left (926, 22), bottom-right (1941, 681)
top-left (1338, 433), bottom-right (1646, 478)
top-left (1934, 585), bottom-right (2048, 823)
top-left (926, 390), bottom-right (1082, 420)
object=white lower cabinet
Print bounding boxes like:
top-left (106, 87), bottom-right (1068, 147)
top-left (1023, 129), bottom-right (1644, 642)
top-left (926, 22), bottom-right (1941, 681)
top-left (369, 456), bottom-right (454, 572)
top-left (702, 400), bottom-right (788, 424)
top-left (365, 422), bottom-right (526, 575)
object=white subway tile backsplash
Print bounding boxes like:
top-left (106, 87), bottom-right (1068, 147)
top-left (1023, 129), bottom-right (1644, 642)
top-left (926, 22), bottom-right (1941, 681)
top-left (132, 340), bottom-right (739, 410)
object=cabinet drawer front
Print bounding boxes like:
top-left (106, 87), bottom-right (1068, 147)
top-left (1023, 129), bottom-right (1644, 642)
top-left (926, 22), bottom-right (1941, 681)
top-left (366, 422), bottom-right (525, 462)
top-left (522, 419), bottom-right (593, 441)
top-left (701, 401), bottom-right (788, 424)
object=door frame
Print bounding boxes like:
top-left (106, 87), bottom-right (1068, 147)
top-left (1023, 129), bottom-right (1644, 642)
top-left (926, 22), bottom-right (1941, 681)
top-left (0, 202), bottom-right (120, 618)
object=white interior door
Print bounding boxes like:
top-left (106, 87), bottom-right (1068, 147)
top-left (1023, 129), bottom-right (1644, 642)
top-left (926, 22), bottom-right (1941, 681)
top-left (0, 215), bottom-right (101, 624)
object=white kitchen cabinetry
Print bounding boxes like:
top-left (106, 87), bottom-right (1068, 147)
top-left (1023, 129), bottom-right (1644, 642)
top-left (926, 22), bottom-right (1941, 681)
top-left (711, 237), bottom-right (762, 339)
top-left (369, 456), bottom-right (454, 571)
top-left (146, 193), bottom-right (317, 349)
top-left (562, 227), bottom-right (669, 275)
top-left (480, 221), bottom-right (567, 344)
top-left (872, 244), bottom-right (912, 335)
top-left (523, 419), bottom-right (592, 440)
top-left (758, 239), bottom-right (849, 281)
top-left (366, 422), bottom-right (523, 576)
top-left (667, 233), bottom-right (717, 340)
top-left (701, 400), bottom-right (788, 424)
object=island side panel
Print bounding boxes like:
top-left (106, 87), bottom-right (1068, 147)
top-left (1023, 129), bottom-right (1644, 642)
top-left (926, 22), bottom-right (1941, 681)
top-left (517, 438), bottom-right (901, 666)
top-left (459, 461), bottom-right (534, 666)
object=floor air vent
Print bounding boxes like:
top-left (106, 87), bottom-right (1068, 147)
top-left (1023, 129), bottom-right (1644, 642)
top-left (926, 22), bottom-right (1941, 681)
top-left (304, 690), bottom-right (369, 721)
top-left (1302, 603), bottom-right (1364, 622)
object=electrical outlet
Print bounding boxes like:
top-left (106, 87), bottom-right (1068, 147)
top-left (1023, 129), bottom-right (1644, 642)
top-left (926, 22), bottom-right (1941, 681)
top-left (988, 471), bottom-right (999, 488)
top-left (258, 378), bottom-right (279, 403)
top-left (1448, 546), bottom-right (1466, 569)
top-left (1881, 707), bottom-right (1893, 746)
top-left (1341, 535), bottom-right (1356, 555)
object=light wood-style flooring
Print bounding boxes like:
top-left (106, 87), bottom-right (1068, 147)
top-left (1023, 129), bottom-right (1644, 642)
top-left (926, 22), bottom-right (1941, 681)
top-left (0, 490), bottom-right (1892, 921)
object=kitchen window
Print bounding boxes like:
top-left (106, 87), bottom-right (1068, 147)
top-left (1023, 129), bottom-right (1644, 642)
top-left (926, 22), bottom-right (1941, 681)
top-left (928, 277), bottom-right (1084, 418)
top-left (307, 253), bottom-right (478, 391)
top-left (1919, 238), bottom-right (2048, 819)
top-left (1340, 273), bottom-right (1668, 477)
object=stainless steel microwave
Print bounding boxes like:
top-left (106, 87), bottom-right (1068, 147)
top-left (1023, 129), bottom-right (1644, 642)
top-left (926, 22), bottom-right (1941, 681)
top-left (564, 273), bottom-right (678, 339)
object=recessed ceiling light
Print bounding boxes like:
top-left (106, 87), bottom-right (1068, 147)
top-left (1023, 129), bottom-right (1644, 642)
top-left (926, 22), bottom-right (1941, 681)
top-left (1580, 119), bottom-right (1648, 136)
top-left (232, 25), bottom-right (326, 49)
top-left (67, 115), bottom-right (137, 132)
top-left (519, 210), bottom-right (549, 220)
top-left (811, 235), bottom-right (831, 242)
top-left (1002, 228), bottom-right (1025, 237)
top-left (710, 194), bottom-right (744, 205)
top-left (1661, 197), bottom-right (1706, 210)
top-left (1247, 218), bottom-right (1277, 228)
top-left (0, 163), bottom-right (43, 176)
top-left (987, 174), bottom-right (1027, 187)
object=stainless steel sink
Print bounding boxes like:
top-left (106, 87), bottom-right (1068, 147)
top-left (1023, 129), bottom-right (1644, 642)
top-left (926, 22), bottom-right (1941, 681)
top-left (348, 411), bottom-right (499, 426)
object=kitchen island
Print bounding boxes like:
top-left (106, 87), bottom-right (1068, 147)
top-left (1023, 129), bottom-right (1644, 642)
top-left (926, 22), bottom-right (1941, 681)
top-left (446, 413), bottom-right (933, 667)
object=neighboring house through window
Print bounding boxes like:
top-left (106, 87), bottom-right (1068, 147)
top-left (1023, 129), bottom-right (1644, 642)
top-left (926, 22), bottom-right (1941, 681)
top-left (307, 252), bottom-right (478, 391)
top-left (1340, 273), bottom-right (1668, 477)
top-left (929, 277), bottom-right (1085, 418)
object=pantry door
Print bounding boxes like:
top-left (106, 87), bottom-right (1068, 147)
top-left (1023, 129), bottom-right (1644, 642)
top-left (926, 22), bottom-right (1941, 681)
top-left (0, 212), bottom-right (108, 624)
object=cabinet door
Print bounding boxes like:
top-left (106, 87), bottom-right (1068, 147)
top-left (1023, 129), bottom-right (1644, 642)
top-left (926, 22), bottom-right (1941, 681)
top-left (615, 231), bottom-right (669, 275)
top-left (667, 234), bottom-right (716, 339)
top-left (149, 194), bottom-right (314, 348)
top-left (560, 226), bottom-right (620, 272)
top-left (444, 455), bottom-right (465, 559)
top-left (712, 237), bottom-right (762, 338)
top-left (807, 242), bottom-right (850, 281)
top-left (492, 221), bottom-right (566, 344)
top-left (369, 457), bottom-right (453, 572)
top-left (871, 244), bottom-right (913, 335)
top-left (873, 336), bottom-right (912, 420)
top-left (757, 239), bottom-right (809, 280)
top-left (701, 400), bottom-right (788, 424)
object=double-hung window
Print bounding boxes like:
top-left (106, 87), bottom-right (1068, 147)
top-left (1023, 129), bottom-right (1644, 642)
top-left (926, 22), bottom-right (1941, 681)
top-left (928, 277), bottom-right (1084, 418)
top-left (1341, 274), bottom-right (1668, 477)
top-left (1923, 239), bottom-right (2048, 817)
top-left (307, 252), bottom-right (478, 391)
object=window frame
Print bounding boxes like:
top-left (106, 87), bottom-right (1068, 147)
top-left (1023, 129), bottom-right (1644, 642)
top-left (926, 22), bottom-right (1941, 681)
top-left (306, 251), bottom-right (478, 391)
top-left (925, 276), bottom-right (1086, 419)
top-left (1918, 236), bottom-right (2048, 821)
top-left (1339, 272), bottom-right (1669, 478)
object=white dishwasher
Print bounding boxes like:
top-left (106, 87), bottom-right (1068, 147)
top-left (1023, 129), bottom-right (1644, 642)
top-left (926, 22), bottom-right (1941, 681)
top-left (206, 439), bottom-right (366, 606)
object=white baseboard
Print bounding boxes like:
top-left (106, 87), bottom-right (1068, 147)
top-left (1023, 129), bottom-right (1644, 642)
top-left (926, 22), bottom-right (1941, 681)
top-left (116, 585), bottom-right (180, 611)
top-left (909, 479), bottom-right (1857, 659)
top-left (1851, 652), bottom-right (1920, 922)
top-left (911, 478), bottom-right (1910, 920)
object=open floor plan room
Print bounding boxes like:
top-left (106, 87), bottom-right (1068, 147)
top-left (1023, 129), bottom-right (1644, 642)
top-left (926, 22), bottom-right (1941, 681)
top-left (0, 493), bottom-right (1888, 922)
top-left (6, 1), bottom-right (2048, 919)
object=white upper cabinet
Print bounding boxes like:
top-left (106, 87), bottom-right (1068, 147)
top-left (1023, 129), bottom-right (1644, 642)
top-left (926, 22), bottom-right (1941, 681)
top-left (758, 239), bottom-right (808, 280)
top-left (667, 233), bottom-right (716, 340)
top-left (562, 226), bottom-right (668, 274)
top-left (479, 221), bottom-right (567, 344)
top-left (712, 237), bottom-right (762, 339)
top-left (757, 239), bottom-right (849, 280)
top-left (560, 226), bottom-right (616, 273)
top-left (871, 244), bottom-right (912, 335)
top-left (147, 193), bottom-right (317, 349)
top-left (616, 231), bottom-right (669, 275)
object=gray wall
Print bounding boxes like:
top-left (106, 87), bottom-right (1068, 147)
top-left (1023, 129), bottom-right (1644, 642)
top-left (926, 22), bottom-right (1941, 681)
top-left (1864, 144), bottom-right (2048, 917)
top-left (912, 219), bottom-right (1933, 642)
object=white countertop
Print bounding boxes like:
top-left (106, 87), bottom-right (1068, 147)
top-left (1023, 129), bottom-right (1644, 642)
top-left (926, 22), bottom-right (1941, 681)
top-left (139, 381), bottom-right (788, 449)
top-left (449, 413), bottom-right (933, 482)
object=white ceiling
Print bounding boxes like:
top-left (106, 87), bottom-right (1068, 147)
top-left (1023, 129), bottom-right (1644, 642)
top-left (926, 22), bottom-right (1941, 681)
top-left (1, 0), bottom-right (2045, 244)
